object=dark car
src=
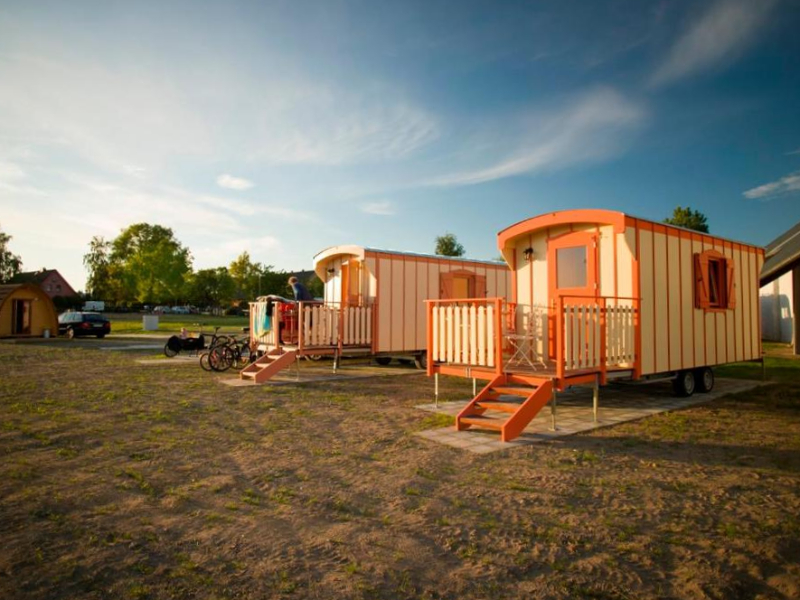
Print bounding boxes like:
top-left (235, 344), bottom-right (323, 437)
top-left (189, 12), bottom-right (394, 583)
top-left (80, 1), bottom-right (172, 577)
top-left (58, 312), bottom-right (111, 339)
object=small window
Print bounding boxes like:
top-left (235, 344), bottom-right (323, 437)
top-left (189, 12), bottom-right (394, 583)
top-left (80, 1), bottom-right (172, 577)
top-left (556, 246), bottom-right (587, 289)
top-left (452, 276), bottom-right (470, 299)
top-left (707, 259), bottom-right (724, 307)
top-left (695, 250), bottom-right (735, 311)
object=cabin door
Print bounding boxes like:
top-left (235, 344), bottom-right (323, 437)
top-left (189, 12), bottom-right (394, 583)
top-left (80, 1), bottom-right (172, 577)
top-left (12, 299), bottom-right (32, 335)
top-left (546, 231), bottom-right (598, 357)
top-left (340, 259), bottom-right (362, 306)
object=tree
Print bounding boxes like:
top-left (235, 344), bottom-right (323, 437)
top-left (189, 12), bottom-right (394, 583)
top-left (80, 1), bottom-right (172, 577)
top-left (0, 224), bottom-right (22, 283)
top-left (435, 233), bottom-right (465, 257)
top-left (109, 223), bottom-right (192, 304)
top-left (306, 274), bottom-right (324, 298)
top-left (229, 252), bottom-right (289, 300)
top-left (83, 236), bottom-right (113, 299)
top-left (185, 268), bottom-right (235, 309)
top-left (664, 206), bottom-right (709, 233)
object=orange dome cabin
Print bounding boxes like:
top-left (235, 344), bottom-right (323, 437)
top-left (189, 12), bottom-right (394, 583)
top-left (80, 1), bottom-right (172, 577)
top-left (0, 284), bottom-right (59, 338)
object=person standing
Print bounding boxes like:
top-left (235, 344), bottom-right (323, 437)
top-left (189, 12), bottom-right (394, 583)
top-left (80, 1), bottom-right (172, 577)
top-left (288, 276), bottom-right (314, 301)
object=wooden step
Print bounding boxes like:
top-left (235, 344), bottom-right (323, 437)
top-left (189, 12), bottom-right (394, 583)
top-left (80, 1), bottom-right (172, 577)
top-left (492, 386), bottom-right (537, 397)
top-left (476, 401), bottom-right (520, 413)
top-left (459, 416), bottom-right (505, 430)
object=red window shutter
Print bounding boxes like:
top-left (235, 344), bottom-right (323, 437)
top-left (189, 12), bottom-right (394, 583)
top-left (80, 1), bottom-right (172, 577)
top-left (474, 275), bottom-right (487, 298)
top-left (725, 258), bottom-right (736, 309)
top-left (440, 273), bottom-right (454, 299)
top-left (694, 253), bottom-right (710, 309)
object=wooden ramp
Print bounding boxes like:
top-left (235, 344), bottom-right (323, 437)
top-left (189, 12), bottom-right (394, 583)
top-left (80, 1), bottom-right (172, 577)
top-left (456, 375), bottom-right (554, 442)
top-left (239, 349), bottom-right (298, 384)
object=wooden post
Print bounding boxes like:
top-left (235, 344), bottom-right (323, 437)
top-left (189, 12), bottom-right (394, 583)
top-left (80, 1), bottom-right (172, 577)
top-left (556, 296), bottom-right (564, 382)
top-left (593, 375), bottom-right (599, 423)
top-left (550, 389), bottom-right (557, 431)
top-left (426, 301), bottom-right (434, 377)
top-left (793, 265), bottom-right (800, 356)
top-left (434, 373), bottom-right (439, 408)
top-left (495, 298), bottom-right (503, 376)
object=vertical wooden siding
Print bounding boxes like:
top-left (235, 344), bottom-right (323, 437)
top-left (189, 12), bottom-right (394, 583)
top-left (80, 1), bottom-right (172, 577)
top-left (634, 222), bottom-right (762, 376)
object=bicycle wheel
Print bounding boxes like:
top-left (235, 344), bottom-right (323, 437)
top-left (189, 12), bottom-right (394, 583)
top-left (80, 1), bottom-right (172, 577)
top-left (209, 346), bottom-right (234, 372)
top-left (199, 352), bottom-right (213, 372)
top-left (164, 336), bottom-right (180, 358)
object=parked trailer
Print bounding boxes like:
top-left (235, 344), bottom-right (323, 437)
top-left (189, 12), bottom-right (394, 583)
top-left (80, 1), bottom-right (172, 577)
top-left (242, 247), bottom-right (512, 383)
top-left (427, 209), bottom-right (765, 441)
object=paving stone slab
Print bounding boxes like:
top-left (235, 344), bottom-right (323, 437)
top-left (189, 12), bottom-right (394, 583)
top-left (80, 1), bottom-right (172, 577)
top-left (414, 378), bottom-right (764, 454)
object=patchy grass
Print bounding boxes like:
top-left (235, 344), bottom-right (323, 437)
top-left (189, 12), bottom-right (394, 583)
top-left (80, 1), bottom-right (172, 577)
top-left (0, 343), bottom-right (798, 599)
top-left (104, 313), bottom-right (249, 335)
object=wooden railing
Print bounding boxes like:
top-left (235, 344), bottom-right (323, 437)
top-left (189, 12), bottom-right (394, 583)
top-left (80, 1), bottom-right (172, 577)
top-left (427, 298), bottom-right (505, 375)
top-left (427, 296), bottom-right (639, 381)
top-left (555, 296), bottom-right (639, 380)
top-left (249, 300), bottom-right (373, 352)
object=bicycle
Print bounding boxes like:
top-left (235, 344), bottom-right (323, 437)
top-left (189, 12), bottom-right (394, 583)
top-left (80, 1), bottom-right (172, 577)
top-left (198, 327), bottom-right (235, 371)
top-left (208, 334), bottom-right (253, 372)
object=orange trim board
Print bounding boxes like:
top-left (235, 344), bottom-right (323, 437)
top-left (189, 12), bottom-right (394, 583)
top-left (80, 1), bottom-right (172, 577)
top-left (363, 251), bottom-right (507, 270)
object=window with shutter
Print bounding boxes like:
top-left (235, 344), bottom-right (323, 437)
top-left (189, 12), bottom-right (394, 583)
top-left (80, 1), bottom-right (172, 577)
top-left (694, 250), bottom-right (735, 311)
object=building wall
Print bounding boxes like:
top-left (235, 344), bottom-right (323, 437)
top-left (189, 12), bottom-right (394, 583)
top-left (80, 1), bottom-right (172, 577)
top-left (635, 221), bottom-right (763, 376)
top-left (40, 271), bottom-right (76, 298)
top-left (761, 270), bottom-right (794, 343)
top-left (369, 252), bottom-right (511, 353)
top-left (0, 287), bottom-right (58, 337)
top-left (318, 250), bottom-right (512, 354)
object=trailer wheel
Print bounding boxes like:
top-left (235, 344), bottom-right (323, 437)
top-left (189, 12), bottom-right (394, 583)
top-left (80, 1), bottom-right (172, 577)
top-left (375, 357), bottom-right (392, 366)
top-left (672, 370), bottom-right (696, 397)
top-left (414, 351), bottom-right (427, 370)
top-left (695, 367), bottom-right (714, 393)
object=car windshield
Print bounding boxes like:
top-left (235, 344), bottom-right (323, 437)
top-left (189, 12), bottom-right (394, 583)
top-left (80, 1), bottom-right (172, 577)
top-left (58, 314), bottom-right (71, 323)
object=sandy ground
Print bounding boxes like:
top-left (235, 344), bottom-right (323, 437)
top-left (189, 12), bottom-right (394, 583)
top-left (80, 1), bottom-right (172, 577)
top-left (0, 343), bottom-right (799, 600)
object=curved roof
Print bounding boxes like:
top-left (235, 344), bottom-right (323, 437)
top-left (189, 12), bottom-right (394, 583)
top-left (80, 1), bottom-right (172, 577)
top-left (0, 283), bottom-right (58, 317)
top-left (497, 209), bottom-right (627, 251)
top-left (313, 245), bottom-right (506, 280)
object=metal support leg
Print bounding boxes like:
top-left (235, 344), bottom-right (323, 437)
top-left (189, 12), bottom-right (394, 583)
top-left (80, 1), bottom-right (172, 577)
top-left (435, 373), bottom-right (439, 408)
top-left (295, 354), bottom-right (301, 381)
top-left (472, 378), bottom-right (477, 397)
top-left (550, 390), bottom-right (557, 431)
top-left (593, 376), bottom-right (599, 423)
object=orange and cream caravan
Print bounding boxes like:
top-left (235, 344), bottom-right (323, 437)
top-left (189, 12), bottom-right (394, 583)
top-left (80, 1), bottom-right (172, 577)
top-left (241, 246), bottom-right (511, 384)
top-left (426, 209), bottom-right (764, 441)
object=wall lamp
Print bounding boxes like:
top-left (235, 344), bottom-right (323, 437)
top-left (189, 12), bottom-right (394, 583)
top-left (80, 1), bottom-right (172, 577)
top-left (523, 247), bottom-right (534, 262)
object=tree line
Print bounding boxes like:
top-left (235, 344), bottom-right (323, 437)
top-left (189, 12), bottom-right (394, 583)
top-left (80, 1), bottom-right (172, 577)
top-left (82, 223), bottom-right (322, 310)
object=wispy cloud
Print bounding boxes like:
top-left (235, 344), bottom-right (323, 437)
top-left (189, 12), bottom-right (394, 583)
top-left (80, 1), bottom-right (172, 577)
top-left (0, 161), bottom-right (27, 181)
top-left (743, 171), bottom-right (800, 200)
top-left (360, 200), bottom-right (395, 216)
top-left (427, 87), bottom-right (645, 187)
top-left (248, 88), bottom-right (439, 166)
top-left (217, 174), bottom-right (254, 191)
top-left (649, 0), bottom-right (776, 88)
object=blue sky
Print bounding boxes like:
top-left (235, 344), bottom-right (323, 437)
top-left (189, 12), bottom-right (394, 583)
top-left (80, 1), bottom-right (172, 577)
top-left (1, 0), bottom-right (799, 291)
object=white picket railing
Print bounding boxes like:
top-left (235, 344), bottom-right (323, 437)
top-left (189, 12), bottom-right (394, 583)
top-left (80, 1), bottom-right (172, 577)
top-left (430, 299), bottom-right (502, 369)
top-left (299, 303), bottom-right (372, 347)
top-left (249, 300), bottom-right (373, 350)
top-left (428, 297), bottom-right (638, 379)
